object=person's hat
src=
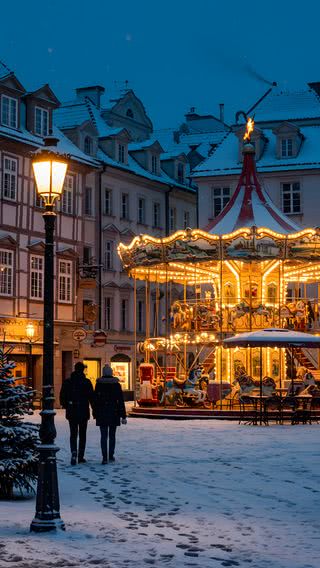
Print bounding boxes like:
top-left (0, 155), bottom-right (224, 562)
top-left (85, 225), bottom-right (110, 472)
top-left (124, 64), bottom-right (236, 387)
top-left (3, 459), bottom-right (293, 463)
top-left (74, 361), bottom-right (86, 372)
top-left (102, 364), bottom-right (113, 376)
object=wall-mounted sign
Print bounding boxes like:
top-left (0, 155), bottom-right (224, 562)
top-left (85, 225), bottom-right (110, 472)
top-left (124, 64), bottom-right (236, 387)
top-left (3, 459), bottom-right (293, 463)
top-left (93, 330), bottom-right (107, 346)
top-left (114, 344), bottom-right (131, 352)
top-left (72, 328), bottom-right (87, 342)
top-left (73, 349), bottom-right (80, 358)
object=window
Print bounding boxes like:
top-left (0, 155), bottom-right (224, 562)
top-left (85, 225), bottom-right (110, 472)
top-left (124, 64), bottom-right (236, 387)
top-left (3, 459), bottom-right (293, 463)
top-left (138, 197), bottom-right (146, 224)
top-left (3, 157), bottom-right (18, 201)
top-left (84, 187), bottom-right (93, 216)
top-left (118, 143), bottom-right (125, 163)
top-left (126, 108), bottom-right (134, 118)
top-left (30, 255), bottom-right (43, 299)
top-left (212, 187), bottom-right (230, 217)
top-left (121, 298), bottom-right (128, 330)
top-left (151, 154), bottom-right (158, 174)
top-left (105, 297), bottom-right (113, 330)
top-left (105, 240), bottom-right (113, 270)
top-left (61, 175), bottom-right (74, 215)
top-left (267, 283), bottom-right (277, 304)
top-left (137, 300), bottom-right (145, 332)
top-left (282, 182), bottom-right (301, 214)
top-left (35, 107), bottom-right (49, 136)
top-left (177, 162), bottom-right (185, 183)
top-left (121, 193), bottom-right (129, 219)
top-left (281, 138), bottom-right (293, 158)
top-left (0, 249), bottom-right (13, 296)
top-left (1, 95), bottom-right (17, 128)
top-left (58, 260), bottom-right (72, 303)
top-left (183, 210), bottom-right (190, 229)
top-left (83, 246), bottom-right (92, 264)
top-left (169, 207), bottom-right (176, 231)
top-left (104, 188), bottom-right (112, 215)
top-left (153, 202), bottom-right (161, 228)
top-left (84, 136), bottom-right (92, 155)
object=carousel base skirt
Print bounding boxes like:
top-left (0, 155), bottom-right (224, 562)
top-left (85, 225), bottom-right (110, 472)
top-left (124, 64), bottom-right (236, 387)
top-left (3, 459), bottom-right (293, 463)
top-left (130, 406), bottom-right (320, 421)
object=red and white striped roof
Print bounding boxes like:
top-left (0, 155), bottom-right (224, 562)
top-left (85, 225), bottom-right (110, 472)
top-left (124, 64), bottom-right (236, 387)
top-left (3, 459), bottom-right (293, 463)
top-left (205, 144), bottom-right (300, 235)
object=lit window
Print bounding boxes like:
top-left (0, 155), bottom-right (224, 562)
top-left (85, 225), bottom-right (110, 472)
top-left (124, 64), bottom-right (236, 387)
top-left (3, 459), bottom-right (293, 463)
top-left (153, 202), bottom-right (161, 228)
top-left (61, 175), bottom-right (74, 214)
top-left (121, 298), bottom-right (128, 330)
top-left (105, 297), bottom-right (113, 330)
top-left (105, 241), bottom-right (113, 270)
top-left (118, 143), bottom-right (126, 163)
top-left (183, 211), bottom-right (190, 229)
top-left (84, 187), bottom-right (93, 216)
top-left (105, 188), bottom-right (112, 215)
top-left (84, 136), bottom-right (92, 155)
top-left (177, 163), bottom-right (185, 183)
top-left (281, 138), bottom-right (293, 158)
top-left (212, 187), bottom-right (230, 217)
top-left (1, 95), bottom-right (17, 128)
top-left (121, 193), bottom-right (129, 219)
top-left (35, 107), bottom-right (49, 136)
top-left (151, 155), bottom-right (158, 174)
top-left (0, 249), bottom-right (13, 296)
top-left (282, 182), bottom-right (301, 214)
top-left (58, 260), bottom-right (72, 303)
top-left (30, 255), bottom-right (43, 299)
top-left (169, 207), bottom-right (176, 231)
top-left (138, 197), bottom-right (146, 224)
top-left (3, 157), bottom-right (18, 201)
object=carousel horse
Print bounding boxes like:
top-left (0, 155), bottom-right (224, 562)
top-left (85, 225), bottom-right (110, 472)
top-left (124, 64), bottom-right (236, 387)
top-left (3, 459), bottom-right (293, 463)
top-left (159, 367), bottom-right (208, 406)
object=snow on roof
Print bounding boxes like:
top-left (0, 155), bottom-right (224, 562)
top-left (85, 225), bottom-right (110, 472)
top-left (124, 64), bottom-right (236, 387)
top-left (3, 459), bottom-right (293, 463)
top-left (96, 148), bottom-right (195, 192)
top-left (205, 145), bottom-right (300, 235)
top-left (194, 125), bottom-right (320, 177)
top-left (249, 87), bottom-right (320, 122)
top-left (0, 60), bottom-right (12, 80)
top-left (55, 98), bottom-right (123, 138)
top-left (153, 128), bottom-right (227, 161)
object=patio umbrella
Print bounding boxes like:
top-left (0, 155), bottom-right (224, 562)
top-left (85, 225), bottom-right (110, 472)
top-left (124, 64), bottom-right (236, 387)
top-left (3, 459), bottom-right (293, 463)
top-left (223, 329), bottom-right (320, 424)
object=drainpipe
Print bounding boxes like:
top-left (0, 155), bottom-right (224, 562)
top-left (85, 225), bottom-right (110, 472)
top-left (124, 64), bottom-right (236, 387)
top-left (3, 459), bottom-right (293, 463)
top-left (165, 185), bottom-right (174, 237)
top-left (98, 165), bottom-right (105, 329)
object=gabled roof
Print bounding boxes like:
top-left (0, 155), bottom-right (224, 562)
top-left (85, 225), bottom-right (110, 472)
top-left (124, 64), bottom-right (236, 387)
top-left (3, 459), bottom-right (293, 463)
top-left (129, 140), bottom-right (163, 153)
top-left (205, 143), bottom-right (300, 235)
top-left (248, 87), bottom-right (320, 122)
top-left (24, 84), bottom-right (60, 106)
top-left (0, 60), bottom-right (12, 80)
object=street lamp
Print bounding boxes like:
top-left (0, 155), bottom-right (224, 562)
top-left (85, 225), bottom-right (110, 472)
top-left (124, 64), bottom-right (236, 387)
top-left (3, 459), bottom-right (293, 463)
top-left (30, 135), bottom-right (68, 533)
top-left (26, 322), bottom-right (35, 389)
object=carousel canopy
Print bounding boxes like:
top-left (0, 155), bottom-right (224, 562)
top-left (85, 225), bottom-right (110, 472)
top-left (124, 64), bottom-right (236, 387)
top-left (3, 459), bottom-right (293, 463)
top-left (223, 328), bottom-right (320, 348)
top-left (205, 142), bottom-right (300, 235)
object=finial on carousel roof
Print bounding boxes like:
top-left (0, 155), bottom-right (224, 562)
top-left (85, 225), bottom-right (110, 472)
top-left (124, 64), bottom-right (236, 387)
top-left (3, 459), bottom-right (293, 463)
top-left (243, 116), bottom-right (255, 153)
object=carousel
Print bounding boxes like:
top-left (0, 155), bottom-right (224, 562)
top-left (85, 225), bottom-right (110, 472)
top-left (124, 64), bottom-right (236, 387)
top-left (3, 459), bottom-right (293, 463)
top-left (118, 119), bottom-right (320, 418)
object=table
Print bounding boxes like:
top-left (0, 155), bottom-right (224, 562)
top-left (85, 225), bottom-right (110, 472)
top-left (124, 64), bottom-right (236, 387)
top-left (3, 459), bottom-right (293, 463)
top-left (242, 395), bottom-right (272, 426)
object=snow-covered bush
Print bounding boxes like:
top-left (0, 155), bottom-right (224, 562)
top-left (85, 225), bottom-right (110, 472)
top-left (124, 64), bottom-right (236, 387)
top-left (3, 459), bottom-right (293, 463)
top-left (0, 342), bottom-right (39, 499)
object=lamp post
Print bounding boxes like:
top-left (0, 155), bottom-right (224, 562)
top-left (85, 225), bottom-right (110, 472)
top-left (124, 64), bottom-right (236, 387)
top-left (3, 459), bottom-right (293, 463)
top-left (26, 322), bottom-right (35, 389)
top-left (30, 135), bottom-right (68, 533)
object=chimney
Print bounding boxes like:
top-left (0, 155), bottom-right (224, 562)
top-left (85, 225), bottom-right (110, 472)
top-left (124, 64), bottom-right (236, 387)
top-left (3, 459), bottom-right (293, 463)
top-left (219, 103), bottom-right (225, 123)
top-left (76, 85), bottom-right (105, 109)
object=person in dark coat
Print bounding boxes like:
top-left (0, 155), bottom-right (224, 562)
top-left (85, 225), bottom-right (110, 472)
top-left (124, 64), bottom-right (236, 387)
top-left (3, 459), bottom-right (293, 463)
top-left (60, 362), bottom-right (95, 465)
top-left (93, 364), bottom-right (127, 464)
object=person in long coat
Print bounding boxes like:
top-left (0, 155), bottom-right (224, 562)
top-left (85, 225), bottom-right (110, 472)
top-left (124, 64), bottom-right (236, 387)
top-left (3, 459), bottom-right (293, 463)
top-left (60, 361), bottom-right (95, 465)
top-left (93, 364), bottom-right (127, 464)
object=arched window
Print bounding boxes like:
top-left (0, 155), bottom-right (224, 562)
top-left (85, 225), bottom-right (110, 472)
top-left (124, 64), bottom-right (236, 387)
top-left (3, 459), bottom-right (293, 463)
top-left (84, 136), bottom-right (92, 155)
top-left (267, 283), bottom-right (277, 304)
top-left (126, 108), bottom-right (134, 119)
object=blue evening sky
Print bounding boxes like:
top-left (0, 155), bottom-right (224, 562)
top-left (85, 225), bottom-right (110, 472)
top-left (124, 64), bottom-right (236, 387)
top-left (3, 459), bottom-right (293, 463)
top-left (1, 0), bottom-right (319, 128)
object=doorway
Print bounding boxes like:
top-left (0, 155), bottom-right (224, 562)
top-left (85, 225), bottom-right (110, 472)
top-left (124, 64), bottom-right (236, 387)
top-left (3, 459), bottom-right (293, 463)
top-left (83, 359), bottom-right (100, 388)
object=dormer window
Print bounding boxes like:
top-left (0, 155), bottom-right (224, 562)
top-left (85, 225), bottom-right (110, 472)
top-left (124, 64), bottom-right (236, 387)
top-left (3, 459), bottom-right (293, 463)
top-left (177, 163), bottom-right (185, 183)
top-left (118, 143), bottom-right (126, 164)
top-left (151, 154), bottom-right (158, 174)
top-left (35, 107), bottom-right (49, 136)
top-left (281, 138), bottom-right (293, 158)
top-left (126, 108), bottom-right (134, 118)
top-left (1, 95), bottom-right (18, 128)
top-left (84, 136), bottom-right (93, 155)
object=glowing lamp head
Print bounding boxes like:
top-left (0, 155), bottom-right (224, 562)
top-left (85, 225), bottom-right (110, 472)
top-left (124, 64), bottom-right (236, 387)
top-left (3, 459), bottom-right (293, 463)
top-left (26, 322), bottom-right (35, 340)
top-left (32, 136), bottom-right (68, 207)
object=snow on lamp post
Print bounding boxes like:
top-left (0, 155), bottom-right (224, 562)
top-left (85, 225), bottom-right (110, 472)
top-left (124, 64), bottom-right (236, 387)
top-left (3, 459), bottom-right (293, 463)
top-left (30, 135), bottom-right (68, 533)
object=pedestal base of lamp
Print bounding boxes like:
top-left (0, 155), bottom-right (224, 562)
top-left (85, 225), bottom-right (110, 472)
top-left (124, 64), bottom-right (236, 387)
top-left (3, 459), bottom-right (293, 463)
top-left (30, 444), bottom-right (65, 533)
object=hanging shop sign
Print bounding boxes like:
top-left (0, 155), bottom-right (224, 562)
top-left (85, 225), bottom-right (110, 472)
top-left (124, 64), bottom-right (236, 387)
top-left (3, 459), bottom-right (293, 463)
top-left (73, 349), bottom-right (80, 358)
top-left (93, 330), bottom-right (108, 346)
top-left (72, 328), bottom-right (87, 342)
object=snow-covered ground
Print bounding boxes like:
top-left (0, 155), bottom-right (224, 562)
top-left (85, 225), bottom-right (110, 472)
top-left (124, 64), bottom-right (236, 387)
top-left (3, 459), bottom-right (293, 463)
top-left (0, 411), bottom-right (319, 568)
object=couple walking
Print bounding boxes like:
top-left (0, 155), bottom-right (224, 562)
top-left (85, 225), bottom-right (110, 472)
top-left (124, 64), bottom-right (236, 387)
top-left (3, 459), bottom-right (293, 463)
top-left (60, 362), bottom-right (127, 465)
